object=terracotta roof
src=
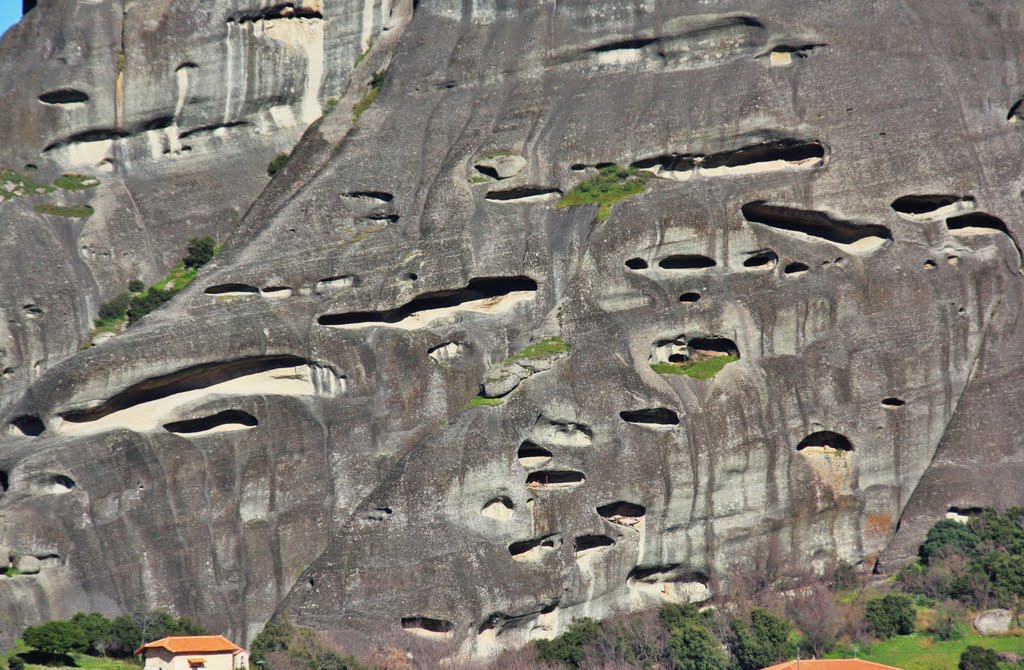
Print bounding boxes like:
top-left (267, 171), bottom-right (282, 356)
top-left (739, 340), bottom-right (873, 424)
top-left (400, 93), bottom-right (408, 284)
top-left (761, 660), bottom-right (903, 670)
top-left (135, 635), bottom-right (244, 656)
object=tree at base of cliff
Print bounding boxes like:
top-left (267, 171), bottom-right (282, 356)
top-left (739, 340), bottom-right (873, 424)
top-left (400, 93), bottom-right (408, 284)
top-left (959, 646), bottom-right (1000, 670)
top-left (730, 609), bottom-right (796, 670)
top-left (864, 594), bottom-right (916, 639)
top-left (22, 620), bottom-right (89, 655)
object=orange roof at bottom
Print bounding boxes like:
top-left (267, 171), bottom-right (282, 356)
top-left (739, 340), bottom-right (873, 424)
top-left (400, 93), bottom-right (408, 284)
top-left (761, 660), bottom-right (904, 670)
top-left (135, 635), bottom-right (244, 656)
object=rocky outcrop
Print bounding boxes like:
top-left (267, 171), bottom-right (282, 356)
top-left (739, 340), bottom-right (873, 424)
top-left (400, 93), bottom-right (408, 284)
top-left (3, 0), bottom-right (1024, 661)
top-left (974, 609), bottom-right (1013, 636)
top-left (0, 0), bottom-right (410, 410)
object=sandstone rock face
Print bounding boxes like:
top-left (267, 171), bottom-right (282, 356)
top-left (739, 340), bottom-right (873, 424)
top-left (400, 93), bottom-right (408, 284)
top-left (974, 609), bottom-right (1013, 636)
top-left (0, 0), bottom-right (402, 409)
top-left (3, 0), bottom-right (1024, 660)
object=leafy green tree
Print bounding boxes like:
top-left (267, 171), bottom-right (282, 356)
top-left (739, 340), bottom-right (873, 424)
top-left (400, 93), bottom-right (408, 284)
top-left (921, 520), bottom-right (981, 564)
top-left (534, 618), bottom-right (601, 667)
top-left (252, 615), bottom-right (297, 663)
top-left (9, 656), bottom-right (25, 670)
top-left (98, 293), bottom-right (132, 321)
top-left (959, 645), bottom-right (999, 670)
top-left (659, 603), bottom-right (703, 631)
top-left (666, 619), bottom-right (727, 670)
top-left (22, 620), bottom-right (89, 655)
top-left (184, 236), bottom-right (216, 268)
top-left (267, 153), bottom-right (290, 177)
top-left (731, 609), bottom-right (796, 670)
top-left (105, 614), bottom-right (142, 656)
top-left (128, 286), bottom-right (177, 324)
top-left (69, 612), bottom-right (113, 654)
top-left (864, 594), bottom-right (916, 639)
top-left (128, 279), bottom-right (145, 293)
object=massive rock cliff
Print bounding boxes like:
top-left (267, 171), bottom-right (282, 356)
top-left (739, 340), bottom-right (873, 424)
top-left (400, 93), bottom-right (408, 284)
top-left (3, 0), bottom-right (1024, 660)
top-left (0, 0), bottom-right (403, 409)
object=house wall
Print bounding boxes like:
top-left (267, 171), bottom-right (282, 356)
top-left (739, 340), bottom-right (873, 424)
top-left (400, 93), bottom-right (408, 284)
top-left (144, 650), bottom-right (246, 670)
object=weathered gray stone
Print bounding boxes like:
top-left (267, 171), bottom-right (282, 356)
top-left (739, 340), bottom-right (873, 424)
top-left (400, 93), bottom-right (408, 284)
top-left (2, 0), bottom-right (1024, 661)
top-left (13, 555), bottom-right (40, 575)
top-left (475, 155), bottom-right (527, 180)
top-left (975, 609), bottom-right (1013, 636)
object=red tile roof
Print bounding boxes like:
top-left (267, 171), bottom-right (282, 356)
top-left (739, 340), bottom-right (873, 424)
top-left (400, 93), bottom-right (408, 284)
top-left (135, 635), bottom-right (244, 656)
top-left (761, 660), bottom-right (903, 670)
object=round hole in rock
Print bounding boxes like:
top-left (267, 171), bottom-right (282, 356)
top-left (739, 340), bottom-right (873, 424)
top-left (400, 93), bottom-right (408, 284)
top-left (784, 262), bottom-right (809, 275)
top-left (53, 475), bottom-right (75, 490)
top-left (404, 273), bottom-right (419, 281)
top-left (679, 292), bottom-right (701, 303)
top-left (10, 415), bottom-right (45, 437)
top-left (796, 431), bottom-right (853, 453)
top-left (881, 397), bottom-right (905, 408)
top-left (625, 258), bottom-right (648, 270)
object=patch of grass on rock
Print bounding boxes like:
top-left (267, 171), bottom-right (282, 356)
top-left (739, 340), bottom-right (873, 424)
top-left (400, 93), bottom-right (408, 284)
top-left (556, 164), bottom-right (650, 221)
top-left (1, 169), bottom-right (55, 201)
top-left (505, 336), bottom-right (570, 362)
top-left (54, 173), bottom-right (100, 190)
top-left (34, 203), bottom-right (94, 218)
top-left (650, 355), bottom-right (738, 380)
top-left (466, 395), bottom-right (503, 409)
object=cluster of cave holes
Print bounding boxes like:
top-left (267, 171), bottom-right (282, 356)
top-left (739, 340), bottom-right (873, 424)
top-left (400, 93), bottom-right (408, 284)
top-left (630, 138), bottom-right (825, 179)
top-left (227, 3), bottom-right (324, 23)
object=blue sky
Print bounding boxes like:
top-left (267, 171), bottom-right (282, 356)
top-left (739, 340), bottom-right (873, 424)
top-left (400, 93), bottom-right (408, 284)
top-left (0, 3), bottom-right (21, 40)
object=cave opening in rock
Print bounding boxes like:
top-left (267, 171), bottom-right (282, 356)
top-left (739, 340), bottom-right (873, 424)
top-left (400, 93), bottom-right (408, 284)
top-left (517, 442), bottom-right (553, 468)
top-left (318, 276), bottom-right (538, 327)
top-left (881, 397), bottom-right (905, 408)
top-left (401, 617), bottom-right (454, 637)
top-left (205, 283), bottom-right (260, 296)
top-left (625, 258), bottom-right (648, 270)
top-left (509, 534), bottom-right (562, 560)
top-left (702, 139), bottom-right (825, 170)
top-left (526, 471), bottom-right (585, 490)
top-left (61, 356), bottom-right (315, 424)
top-left (23, 0), bottom-right (36, 15)
top-left (784, 262), bottom-right (809, 276)
top-left (890, 194), bottom-right (972, 217)
top-left (597, 501), bottom-right (646, 526)
top-left (163, 409), bottom-right (259, 435)
top-left (796, 431), bottom-right (854, 453)
top-left (741, 201), bottom-right (892, 250)
top-left (574, 534), bottom-right (615, 558)
top-left (485, 187), bottom-right (562, 203)
top-left (38, 89), bottom-right (90, 105)
top-left (946, 212), bottom-right (1011, 235)
top-left (619, 408), bottom-right (680, 426)
top-left (481, 496), bottom-right (514, 520)
top-left (0, 471), bottom-right (7, 493)
top-left (742, 249), bottom-right (778, 269)
top-left (10, 415), bottom-right (45, 436)
top-left (679, 292), bottom-right (701, 302)
top-left (659, 255), bottom-right (716, 270)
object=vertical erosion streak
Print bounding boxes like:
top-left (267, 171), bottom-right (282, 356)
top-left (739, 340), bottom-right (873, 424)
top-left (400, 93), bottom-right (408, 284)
top-left (224, 21), bottom-right (235, 124)
top-left (360, 0), bottom-right (375, 52)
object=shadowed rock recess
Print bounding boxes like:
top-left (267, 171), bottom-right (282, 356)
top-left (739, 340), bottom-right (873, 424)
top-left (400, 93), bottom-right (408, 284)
top-left (2, 0), bottom-right (1024, 661)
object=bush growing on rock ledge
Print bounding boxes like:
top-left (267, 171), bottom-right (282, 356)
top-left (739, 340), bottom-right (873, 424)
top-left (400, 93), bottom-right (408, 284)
top-left (556, 164), bottom-right (650, 221)
top-left (268, 152), bottom-right (290, 177)
top-left (185, 235), bottom-right (216, 268)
